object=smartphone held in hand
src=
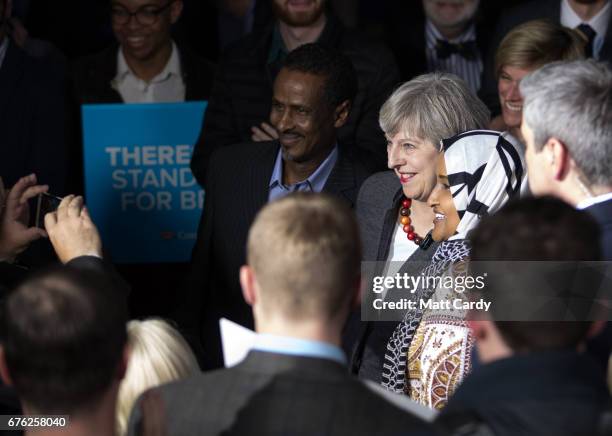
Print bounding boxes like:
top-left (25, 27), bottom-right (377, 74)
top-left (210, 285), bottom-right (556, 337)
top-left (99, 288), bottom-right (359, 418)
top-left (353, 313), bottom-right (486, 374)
top-left (35, 193), bottom-right (62, 228)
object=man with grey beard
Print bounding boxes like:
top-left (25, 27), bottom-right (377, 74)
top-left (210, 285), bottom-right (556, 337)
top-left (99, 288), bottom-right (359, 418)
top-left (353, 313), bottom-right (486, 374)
top-left (383, 0), bottom-right (491, 93)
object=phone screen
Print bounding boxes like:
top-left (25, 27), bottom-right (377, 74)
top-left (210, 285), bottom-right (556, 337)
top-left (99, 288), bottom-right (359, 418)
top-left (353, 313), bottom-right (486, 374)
top-left (35, 193), bottom-right (62, 228)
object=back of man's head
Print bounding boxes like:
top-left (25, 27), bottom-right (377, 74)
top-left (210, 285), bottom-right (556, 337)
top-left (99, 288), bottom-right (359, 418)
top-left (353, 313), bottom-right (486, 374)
top-left (520, 60), bottom-right (612, 188)
top-left (246, 193), bottom-right (361, 324)
top-left (0, 266), bottom-right (128, 414)
top-left (470, 196), bottom-right (601, 351)
top-left (282, 42), bottom-right (358, 109)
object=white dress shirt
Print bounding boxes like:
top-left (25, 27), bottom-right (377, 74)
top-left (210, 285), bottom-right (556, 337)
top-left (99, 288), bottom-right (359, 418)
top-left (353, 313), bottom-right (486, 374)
top-left (113, 42), bottom-right (186, 103)
top-left (561, 0), bottom-right (611, 59)
top-left (576, 192), bottom-right (612, 210)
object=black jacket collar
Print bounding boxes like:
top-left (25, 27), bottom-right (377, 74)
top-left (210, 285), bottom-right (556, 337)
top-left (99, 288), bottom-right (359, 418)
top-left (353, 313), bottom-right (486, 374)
top-left (444, 350), bottom-right (608, 411)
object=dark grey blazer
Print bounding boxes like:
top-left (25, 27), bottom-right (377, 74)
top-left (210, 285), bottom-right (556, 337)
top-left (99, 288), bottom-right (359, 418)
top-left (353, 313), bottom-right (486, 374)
top-left (127, 350), bottom-right (438, 436)
top-left (343, 171), bottom-right (439, 382)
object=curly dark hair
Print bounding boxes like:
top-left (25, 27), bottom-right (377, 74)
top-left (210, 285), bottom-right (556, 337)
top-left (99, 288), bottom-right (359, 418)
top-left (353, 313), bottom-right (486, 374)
top-left (283, 42), bottom-right (358, 108)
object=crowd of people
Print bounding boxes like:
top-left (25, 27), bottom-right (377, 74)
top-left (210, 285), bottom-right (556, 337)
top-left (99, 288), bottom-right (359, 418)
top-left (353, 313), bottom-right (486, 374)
top-left (1, 0), bottom-right (612, 435)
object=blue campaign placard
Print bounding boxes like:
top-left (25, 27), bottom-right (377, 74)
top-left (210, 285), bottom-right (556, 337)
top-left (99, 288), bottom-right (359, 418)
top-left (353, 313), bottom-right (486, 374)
top-left (82, 102), bottom-right (207, 263)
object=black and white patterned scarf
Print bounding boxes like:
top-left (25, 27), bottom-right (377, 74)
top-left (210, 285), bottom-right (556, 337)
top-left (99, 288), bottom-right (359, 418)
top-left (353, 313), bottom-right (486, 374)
top-left (381, 130), bottom-right (526, 393)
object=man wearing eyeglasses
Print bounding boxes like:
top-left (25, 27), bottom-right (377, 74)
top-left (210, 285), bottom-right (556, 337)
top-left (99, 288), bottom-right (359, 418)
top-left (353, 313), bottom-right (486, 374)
top-left (68, 0), bottom-right (215, 337)
top-left (72, 0), bottom-right (214, 105)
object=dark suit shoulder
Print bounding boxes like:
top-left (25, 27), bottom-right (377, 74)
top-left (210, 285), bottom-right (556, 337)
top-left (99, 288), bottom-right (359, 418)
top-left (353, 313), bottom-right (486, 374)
top-left (152, 356), bottom-right (434, 436)
top-left (586, 199), bottom-right (612, 260)
top-left (70, 46), bottom-right (118, 104)
top-left (357, 171), bottom-right (401, 209)
top-left (71, 46), bottom-right (116, 81)
top-left (339, 29), bottom-right (397, 66)
top-left (497, 0), bottom-right (559, 35)
top-left (178, 43), bottom-right (215, 72)
top-left (176, 43), bottom-right (215, 101)
top-left (4, 44), bottom-right (64, 89)
top-left (218, 27), bottom-right (271, 65)
top-left (206, 141), bottom-right (278, 193)
top-left (355, 171), bottom-right (400, 262)
top-left (209, 141), bottom-right (277, 168)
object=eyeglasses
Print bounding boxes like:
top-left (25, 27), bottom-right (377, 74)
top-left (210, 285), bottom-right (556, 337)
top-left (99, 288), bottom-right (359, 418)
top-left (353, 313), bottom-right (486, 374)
top-left (111, 1), bottom-right (175, 26)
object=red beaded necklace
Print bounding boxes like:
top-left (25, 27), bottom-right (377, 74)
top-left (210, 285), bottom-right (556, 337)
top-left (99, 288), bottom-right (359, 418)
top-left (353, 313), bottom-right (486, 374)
top-left (398, 197), bottom-right (434, 250)
top-left (398, 197), bottom-right (424, 246)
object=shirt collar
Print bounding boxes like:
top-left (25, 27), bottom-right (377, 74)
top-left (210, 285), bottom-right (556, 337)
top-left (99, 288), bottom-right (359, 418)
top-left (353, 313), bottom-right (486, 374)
top-left (252, 333), bottom-right (347, 365)
top-left (115, 41), bottom-right (182, 84)
top-left (0, 38), bottom-right (9, 70)
top-left (576, 191), bottom-right (612, 210)
top-left (426, 19), bottom-right (477, 49)
top-left (269, 144), bottom-right (339, 192)
top-left (561, 0), bottom-right (611, 37)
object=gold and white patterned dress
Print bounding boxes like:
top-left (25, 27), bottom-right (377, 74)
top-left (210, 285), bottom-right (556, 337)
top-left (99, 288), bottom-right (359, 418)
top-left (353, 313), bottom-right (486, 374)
top-left (405, 276), bottom-right (474, 409)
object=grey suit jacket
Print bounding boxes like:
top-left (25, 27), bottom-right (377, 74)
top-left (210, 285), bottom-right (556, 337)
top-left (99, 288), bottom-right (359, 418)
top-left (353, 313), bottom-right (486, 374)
top-left (344, 171), bottom-right (439, 382)
top-left (127, 350), bottom-right (438, 436)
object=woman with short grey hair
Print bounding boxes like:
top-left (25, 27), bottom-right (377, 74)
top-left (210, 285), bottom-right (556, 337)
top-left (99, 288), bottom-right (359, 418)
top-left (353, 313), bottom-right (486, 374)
top-left (347, 72), bottom-right (489, 383)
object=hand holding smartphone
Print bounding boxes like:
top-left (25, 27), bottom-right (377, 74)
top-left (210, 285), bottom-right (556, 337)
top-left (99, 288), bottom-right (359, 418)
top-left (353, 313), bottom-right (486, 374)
top-left (35, 193), bottom-right (62, 229)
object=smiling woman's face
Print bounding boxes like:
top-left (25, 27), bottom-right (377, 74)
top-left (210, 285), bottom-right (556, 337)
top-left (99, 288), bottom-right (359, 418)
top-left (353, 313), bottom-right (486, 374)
top-left (387, 131), bottom-right (440, 202)
top-left (428, 154), bottom-right (461, 241)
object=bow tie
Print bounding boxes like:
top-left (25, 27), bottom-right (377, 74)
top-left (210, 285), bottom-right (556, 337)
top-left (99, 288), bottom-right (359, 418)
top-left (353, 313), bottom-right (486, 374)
top-left (435, 39), bottom-right (479, 61)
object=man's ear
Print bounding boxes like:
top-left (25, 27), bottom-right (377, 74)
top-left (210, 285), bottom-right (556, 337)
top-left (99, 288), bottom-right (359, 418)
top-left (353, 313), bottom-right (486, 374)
top-left (333, 100), bottom-right (351, 129)
top-left (170, 0), bottom-right (183, 24)
top-left (467, 319), bottom-right (491, 340)
top-left (0, 346), bottom-right (13, 387)
top-left (544, 137), bottom-right (570, 181)
top-left (240, 265), bottom-right (257, 307)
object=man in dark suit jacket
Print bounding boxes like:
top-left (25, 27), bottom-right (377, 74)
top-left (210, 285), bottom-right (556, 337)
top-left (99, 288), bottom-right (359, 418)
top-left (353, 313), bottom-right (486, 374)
top-left (436, 197), bottom-right (610, 436)
top-left (176, 43), bottom-right (372, 369)
top-left (69, 0), bottom-right (215, 320)
top-left (130, 193), bottom-right (436, 436)
top-left (190, 0), bottom-right (399, 183)
top-left (480, 0), bottom-right (612, 111)
top-left (70, 0), bottom-right (214, 190)
top-left (520, 59), bottom-right (612, 367)
top-left (0, 0), bottom-right (68, 195)
top-left (382, 0), bottom-right (495, 93)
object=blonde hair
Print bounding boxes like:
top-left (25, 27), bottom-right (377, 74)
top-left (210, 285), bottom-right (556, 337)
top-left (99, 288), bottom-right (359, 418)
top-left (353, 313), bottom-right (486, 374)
top-left (115, 319), bottom-right (199, 436)
top-left (247, 193), bottom-right (361, 322)
top-left (495, 19), bottom-right (586, 78)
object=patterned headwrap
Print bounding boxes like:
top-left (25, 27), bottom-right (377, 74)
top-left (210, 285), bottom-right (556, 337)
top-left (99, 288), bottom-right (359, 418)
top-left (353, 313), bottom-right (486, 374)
top-left (442, 130), bottom-right (528, 240)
